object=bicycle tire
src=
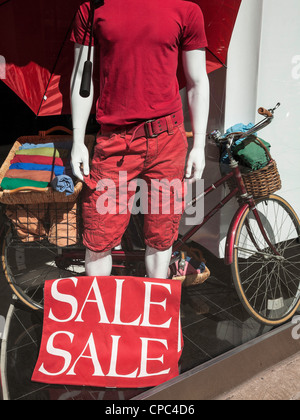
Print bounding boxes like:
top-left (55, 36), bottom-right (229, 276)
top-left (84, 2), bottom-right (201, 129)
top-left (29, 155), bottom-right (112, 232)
top-left (1, 225), bottom-right (86, 311)
top-left (232, 194), bottom-right (300, 325)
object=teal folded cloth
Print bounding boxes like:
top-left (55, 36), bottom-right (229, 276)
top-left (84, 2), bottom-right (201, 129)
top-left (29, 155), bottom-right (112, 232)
top-left (220, 123), bottom-right (256, 164)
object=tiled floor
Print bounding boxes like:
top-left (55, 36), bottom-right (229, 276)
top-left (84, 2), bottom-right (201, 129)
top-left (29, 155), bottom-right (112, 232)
top-left (0, 239), bottom-right (274, 400)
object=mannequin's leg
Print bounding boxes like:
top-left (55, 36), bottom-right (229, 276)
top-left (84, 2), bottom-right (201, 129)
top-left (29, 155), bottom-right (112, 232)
top-left (85, 248), bottom-right (112, 276)
top-left (145, 246), bottom-right (172, 279)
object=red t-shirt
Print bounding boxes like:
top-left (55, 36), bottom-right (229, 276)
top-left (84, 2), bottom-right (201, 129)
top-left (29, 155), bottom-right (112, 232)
top-left (70, 0), bottom-right (207, 128)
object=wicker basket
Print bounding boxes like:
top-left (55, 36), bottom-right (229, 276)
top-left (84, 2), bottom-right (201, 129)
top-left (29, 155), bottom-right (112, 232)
top-left (242, 159), bottom-right (281, 199)
top-left (0, 127), bottom-right (95, 205)
top-left (227, 137), bottom-right (282, 199)
top-left (170, 246), bottom-right (211, 287)
top-left (172, 266), bottom-right (211, 287)
top-left (5, 201), bottom-right (81, 247)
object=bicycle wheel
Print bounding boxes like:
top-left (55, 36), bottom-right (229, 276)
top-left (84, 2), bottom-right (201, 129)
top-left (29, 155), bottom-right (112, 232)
top-left (1, 225), bottom-right (86, 311)
top-left (232, 194), bottom-right (300, 325)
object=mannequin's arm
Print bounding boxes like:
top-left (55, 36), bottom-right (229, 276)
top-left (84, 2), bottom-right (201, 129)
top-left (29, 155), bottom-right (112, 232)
top-left (182, 48), bottom-right (210, 180)
top-left (70, 43), bottom-right (94, 181)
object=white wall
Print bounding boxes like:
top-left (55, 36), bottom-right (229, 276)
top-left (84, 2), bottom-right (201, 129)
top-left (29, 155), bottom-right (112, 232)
top-left (256, 0), bottom-right (300, 215)
top-left (225, 0), bottom-right (263, 127)
top-left (181, 0), bottom-right (300, 257)
top-left (222, 0), bottom-right (300, 256)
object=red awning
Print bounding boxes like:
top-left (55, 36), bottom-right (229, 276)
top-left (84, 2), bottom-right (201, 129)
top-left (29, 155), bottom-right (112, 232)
top-left (0, 0), bottom-right (241, 116)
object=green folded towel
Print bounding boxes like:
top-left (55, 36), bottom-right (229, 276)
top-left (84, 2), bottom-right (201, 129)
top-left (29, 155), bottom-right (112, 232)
top-left (1, 178), bottom-right (49, 190)
top-left (233, 136), bottom-right (271, 171)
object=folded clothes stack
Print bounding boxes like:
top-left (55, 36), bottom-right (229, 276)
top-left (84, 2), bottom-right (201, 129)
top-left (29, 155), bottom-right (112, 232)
top-left (1, 141), bottom-right (75, 196)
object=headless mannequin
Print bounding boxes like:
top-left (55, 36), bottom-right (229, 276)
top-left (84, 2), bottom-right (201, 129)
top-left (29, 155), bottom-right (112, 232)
top-left (70, 43), bottom-right (210, 278)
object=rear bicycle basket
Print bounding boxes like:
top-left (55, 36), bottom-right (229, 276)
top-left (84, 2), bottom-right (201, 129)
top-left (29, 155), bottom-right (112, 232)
top-left (2, 201), bottom-right (85, 310)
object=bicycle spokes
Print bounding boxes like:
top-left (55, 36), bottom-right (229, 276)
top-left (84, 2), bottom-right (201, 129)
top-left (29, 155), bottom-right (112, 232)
top-left (232, 195), bottom-right (300, 325)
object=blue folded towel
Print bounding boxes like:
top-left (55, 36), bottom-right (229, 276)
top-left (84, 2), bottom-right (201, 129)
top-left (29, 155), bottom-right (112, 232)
top-left (19, 142), bottom-right (72, 150)
top-left (9, 162), bottom-right (65, 176)
top-left (51, 175), bottom-right (75, 196)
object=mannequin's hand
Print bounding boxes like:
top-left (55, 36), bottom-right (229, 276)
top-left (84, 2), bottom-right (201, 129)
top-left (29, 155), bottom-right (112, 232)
top-left (185, 147), bottom-right (205, 181)
top-left (71, 143), bottom-right (90, 181)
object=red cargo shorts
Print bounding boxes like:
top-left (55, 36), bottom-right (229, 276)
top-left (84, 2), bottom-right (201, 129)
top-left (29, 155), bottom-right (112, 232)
top-left (82, 118), bottom-right (188, 253)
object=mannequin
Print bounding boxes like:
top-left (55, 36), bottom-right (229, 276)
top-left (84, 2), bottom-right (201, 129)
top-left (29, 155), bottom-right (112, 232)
top-left (70, 13), bottom-right (209, 279)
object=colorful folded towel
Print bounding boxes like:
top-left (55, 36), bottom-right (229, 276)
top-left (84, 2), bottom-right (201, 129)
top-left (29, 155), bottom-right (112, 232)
top-left (1, 178), bottom-right (49, 190)
top-left (1, 141), bottom-right (74, 192)
top-left (9, 162), bottom-right (65, 176)
top-left (5, 169), bottom-right (55, 183)
top-left (19, 142), bottom-right (72, 150)
top-left (15, 147), bottom-right (70, 159)
top-left (11, 154), bottom-right (67, 167)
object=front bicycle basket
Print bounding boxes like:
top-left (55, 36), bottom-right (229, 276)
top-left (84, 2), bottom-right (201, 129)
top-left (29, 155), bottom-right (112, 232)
top-left (222, 136), bottom-right (282, 199)
top-left (239, 136), bottom-right (282, 199)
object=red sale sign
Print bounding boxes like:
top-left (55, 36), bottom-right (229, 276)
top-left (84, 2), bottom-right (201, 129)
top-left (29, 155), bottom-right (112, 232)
top-left (32, 276), bottom-right (182, 389)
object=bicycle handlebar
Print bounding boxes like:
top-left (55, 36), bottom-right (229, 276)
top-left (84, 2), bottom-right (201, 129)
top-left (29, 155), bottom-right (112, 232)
top-left (190, 103), bottom-right (281, 144)
top-left (258, 107), bottom-right (273, 118)
top-left (210, 103), bottom-right (281, 144)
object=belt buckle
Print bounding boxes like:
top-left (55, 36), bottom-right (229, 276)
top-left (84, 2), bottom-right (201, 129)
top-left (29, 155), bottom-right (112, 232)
top-left (145, 119), bottom-right (158, 138)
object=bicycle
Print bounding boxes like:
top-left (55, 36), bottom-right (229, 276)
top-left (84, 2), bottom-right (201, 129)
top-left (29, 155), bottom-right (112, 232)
top-left (1, 104), bottom-right (300, 326)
